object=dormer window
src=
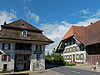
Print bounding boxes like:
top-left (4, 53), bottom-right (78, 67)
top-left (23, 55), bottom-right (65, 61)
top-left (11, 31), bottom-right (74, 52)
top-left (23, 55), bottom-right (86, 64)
top-left (22, 30), bottom-right (27, 37)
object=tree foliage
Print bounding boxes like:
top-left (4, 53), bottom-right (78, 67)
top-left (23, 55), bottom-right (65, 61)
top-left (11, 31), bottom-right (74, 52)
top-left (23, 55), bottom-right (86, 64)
top-left (45, 49), bottom-right (66, 66)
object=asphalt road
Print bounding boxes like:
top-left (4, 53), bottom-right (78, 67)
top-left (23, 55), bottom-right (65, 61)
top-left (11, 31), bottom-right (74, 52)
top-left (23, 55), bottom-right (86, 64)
top-left (51, 66), bottom-right (100, 75)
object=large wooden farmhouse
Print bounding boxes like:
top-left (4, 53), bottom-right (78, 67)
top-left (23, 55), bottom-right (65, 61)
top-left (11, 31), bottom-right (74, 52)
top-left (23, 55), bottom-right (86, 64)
top-left (56, 21), bottom-right (100, 65)
top-left (0, 19), bottom-right (53, 72)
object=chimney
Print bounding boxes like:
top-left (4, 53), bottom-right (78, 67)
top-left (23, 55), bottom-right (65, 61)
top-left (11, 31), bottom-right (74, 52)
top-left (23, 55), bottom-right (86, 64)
top-left (91, 22), bottom-right (93, 24)
top-left (81, 25), bottom-right (84, 27)
top-left (4, 21), bottom-right (6, 25)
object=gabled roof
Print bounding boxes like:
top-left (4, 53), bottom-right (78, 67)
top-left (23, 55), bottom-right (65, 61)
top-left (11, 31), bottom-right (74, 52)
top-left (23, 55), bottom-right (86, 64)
top-left (86, 21), bottom-right (100, 45)
top-left (61, 20), bottom-right (100, 46)
top-left (0, 19), bottom-right (54, 44)
top-left (62, 26), bottom-right (86, 44)
top-left (1, 19), bottom-right (42, 32)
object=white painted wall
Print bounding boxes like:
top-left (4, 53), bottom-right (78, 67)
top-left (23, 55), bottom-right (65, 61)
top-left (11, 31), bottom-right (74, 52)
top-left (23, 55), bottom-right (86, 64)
top-left (30, 44), bottom-right (45, 71)
top-left (0, 42), bottom-right (15, 71)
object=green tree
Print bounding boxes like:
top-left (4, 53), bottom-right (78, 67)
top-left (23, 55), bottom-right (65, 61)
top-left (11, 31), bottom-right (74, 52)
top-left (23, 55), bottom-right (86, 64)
top-left (45, 48), bottom-right (66, 66)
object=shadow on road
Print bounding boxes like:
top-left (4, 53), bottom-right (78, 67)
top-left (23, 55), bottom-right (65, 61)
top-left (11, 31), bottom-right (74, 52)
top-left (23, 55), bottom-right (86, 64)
top-left (45, 64), bottom-right (62, 69)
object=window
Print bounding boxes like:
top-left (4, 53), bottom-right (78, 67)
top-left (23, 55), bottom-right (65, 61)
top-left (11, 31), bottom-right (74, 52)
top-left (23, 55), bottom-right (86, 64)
top-left (68, 41), bottom-right (70, 46)
top-left (2, 43), bottom-right (10, 50)
top-left (70, 55), bottom-right (72, 58)
top-left (36, 45), bottom-right (40, 50)
top-left (1, 55), bottom-right (10, 61)
top-left (64, 49), bottom-right (66, 53)
top-left (81, 45), bottom-right (84, 50)
top-left (71, 39), bottom-right (73, 44)
top-left (73, 39), bottom-right (75, 44)
top-left (22, 30), bottom-right (27, 37)
top-left (80, 54), bottom-right (84, 58)
top-left (67, 55), bottom-right (69, 59)
top-left (77, 46), bottom-right (80, 51)
top-left (76, 54), bottom-right (79, 59)
top-left (40, 45), bottom-right (42, 50)
top-left (69, 48), bottom-right (71, 52)
top-left (4, 55), bottom-right (7, 61)
top-left (65, 43), bottom-right (67, 45)
top-left (64, 56), bottom-right (66, 59)
top-left (67, 48), bottom-right (69, 52)
top-left (73, 46), bottom-right (75, 52)
top-left (36, 45), bottom-right (38, 50)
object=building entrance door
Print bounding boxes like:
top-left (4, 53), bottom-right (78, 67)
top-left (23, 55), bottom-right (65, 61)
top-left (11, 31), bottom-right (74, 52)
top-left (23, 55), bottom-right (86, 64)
top-left (15, 54), bottom-right (31, 71)
top-left (3, 64), bottom-right (7, 71)
top-left (73, 55), bottom-right (75, 62)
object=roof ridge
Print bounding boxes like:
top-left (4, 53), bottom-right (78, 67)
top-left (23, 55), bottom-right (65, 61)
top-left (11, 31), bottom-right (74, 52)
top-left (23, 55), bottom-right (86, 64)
top-left (1, 19), bottom-right (42, 32)
top-left (86, 20), bottom-right (100, 28)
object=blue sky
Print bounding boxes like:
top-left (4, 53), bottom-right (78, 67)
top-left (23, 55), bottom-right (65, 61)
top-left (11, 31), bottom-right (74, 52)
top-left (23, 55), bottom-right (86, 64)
top-left (0, 0), bottom-right (100, 53)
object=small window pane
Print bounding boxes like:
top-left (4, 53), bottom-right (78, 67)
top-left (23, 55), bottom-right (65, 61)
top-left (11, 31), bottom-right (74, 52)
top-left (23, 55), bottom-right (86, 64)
top-left (5, 44), bottom-right (9, 50)
top-left (81, 54), bottom-right (84, 58)
top-left (4, 55), bottom-right (7, 61)
top-left (76, 54), bottom-right (79, 59)
top-left (73, 47), bottom-right (75, 51)
top-left (70, 55), bottom-right (72, 58)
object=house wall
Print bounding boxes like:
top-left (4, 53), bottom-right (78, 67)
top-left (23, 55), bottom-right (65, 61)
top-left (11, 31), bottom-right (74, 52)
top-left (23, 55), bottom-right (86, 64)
top-left (0, 42), bottom-right (15, 72)
top-left (62, 37), bottom-right (86, 63)
top-left (0, 41), bottom-right (46, 72)
top-left (30, 44), bottom-right (45, 71)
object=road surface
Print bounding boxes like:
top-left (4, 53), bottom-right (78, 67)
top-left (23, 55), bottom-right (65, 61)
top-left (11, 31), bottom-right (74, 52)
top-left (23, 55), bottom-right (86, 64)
top-left (51, 66), bottom-right (100, 75)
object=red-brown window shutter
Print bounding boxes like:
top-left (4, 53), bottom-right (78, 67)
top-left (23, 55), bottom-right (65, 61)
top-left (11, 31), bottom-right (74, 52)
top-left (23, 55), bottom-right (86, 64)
top-left (1, 55), bottom-right (4, 61)
top-left (8, 55), bottom-right (10, 61)
top-left (2, 43), bottom-right (5, 50)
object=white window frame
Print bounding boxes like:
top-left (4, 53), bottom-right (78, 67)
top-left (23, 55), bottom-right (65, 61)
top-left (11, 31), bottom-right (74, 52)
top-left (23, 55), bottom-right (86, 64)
top-left (22, 30), bottom-right (27, 37)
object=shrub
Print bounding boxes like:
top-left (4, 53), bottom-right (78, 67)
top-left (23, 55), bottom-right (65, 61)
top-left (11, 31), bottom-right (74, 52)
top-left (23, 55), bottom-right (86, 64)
top-left (66, 62), bottom-right (76, 66)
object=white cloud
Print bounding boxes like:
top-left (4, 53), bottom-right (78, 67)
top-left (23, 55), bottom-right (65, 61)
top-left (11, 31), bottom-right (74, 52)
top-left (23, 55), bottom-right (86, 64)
top-left (25, 7), bottom-right (40, 23)
top-left (92, 10), bottom-right (100, 17)
top-left (40, 23), bottom-right (68, 54)
top-left (0, 10), bottom-right (17, 29)
top-left (81, 9), bottom-right (89, 15)
top-left (40, 18), bottom-right (100, 54)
